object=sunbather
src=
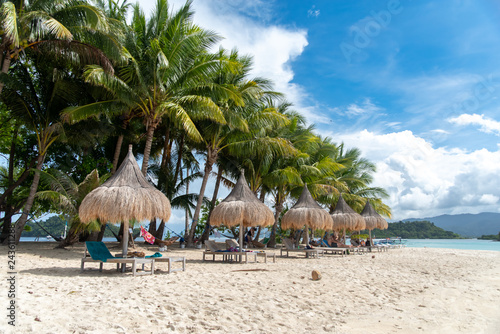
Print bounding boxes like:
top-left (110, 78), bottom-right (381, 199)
top-left (327, 232), bottom-right (353, 248)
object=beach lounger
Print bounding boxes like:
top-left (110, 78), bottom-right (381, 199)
top-left (203, 240), bottom-right (259, 263)
top-left (81, 241), bottom-right (154, 276)
top-left (152, 256), bottom-right (186, 273)
top-left (316, 240), bottom-right (346, 256)
top-left (203, 240), bottom-right (234, 262)
top-left (280, 238), bottom-right (323, 258)
top-left (225, 239), bottom-right (276, 263)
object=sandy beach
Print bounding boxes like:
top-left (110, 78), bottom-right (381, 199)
top-left (2, 242), bottom-right (500, 334)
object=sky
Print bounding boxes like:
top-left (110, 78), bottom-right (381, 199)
top-left (134, 0), bottom-right (500, 226)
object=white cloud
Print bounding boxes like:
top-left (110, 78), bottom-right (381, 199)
top-left (448, 113), bottom-right (500, 136)
top-left (308, 6), bottom-right (320, 18)
top-left (333, 98), bottom-right (384, 117)
top-left (327, 129), bottom-right (500, 219)
top-left (479, 194), bottom-right (499, 205)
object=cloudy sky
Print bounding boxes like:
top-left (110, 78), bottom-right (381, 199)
top-left (135, 0), bottom-right (500, 224)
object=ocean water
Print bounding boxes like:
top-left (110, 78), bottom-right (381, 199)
top-left (20, 237), bottom-right (500, 251)
top-left (405, 239), bottom-right (500, 251)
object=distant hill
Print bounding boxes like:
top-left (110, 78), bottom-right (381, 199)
top-left (403, 212), bottom-right (500, 237)
top-left (370, 221), bottom-right (462, 239)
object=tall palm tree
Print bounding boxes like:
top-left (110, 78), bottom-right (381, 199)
top-left (0, 0), bottom-right (117, 94)
top-left (1, 51), bottom-right (91, 243)
top-left (185, 49), bottom-right (292, 246)
top-left (65, 0), bottom-right (231, 176)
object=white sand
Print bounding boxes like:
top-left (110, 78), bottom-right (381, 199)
top-left (1, 242), bottom-right (500, 334)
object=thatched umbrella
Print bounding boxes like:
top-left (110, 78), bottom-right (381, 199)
top-left (281, 184), bottom-right (333, 244)
top-left (360, 200), bottom-right (388, 244)
top-left (330, 194), bottom-right (366, 242)
top-left (79, 145), bottom-right (171, 256)
top-left (210, 171), bottom-right (274, 256)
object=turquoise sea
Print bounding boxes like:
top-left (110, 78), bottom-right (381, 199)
top-left (20, 237), bottom-right (500, 251)
top-left (404, 239), bottom-right (500, 251)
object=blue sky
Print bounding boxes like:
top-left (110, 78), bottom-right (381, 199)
top-left (135, 0), bottom-right (500, 226)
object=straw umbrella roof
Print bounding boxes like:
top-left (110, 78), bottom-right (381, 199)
top-left (210, 171), bottom-right (274, 228)
top-left (330, 194), bottom-right (366, 231)
top-left (360, 200), bottom-right (388, 230)
top-left (79, 145), bottom-right (171, 224)
top-left (281, 184), bottom-right (333, 230)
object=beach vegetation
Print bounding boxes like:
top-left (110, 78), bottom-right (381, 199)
top-left (368, 221), bottom-right (462, 239)
top-left (477, 233), bottom-right (500, 241)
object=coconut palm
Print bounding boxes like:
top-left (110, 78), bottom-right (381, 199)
top-left (65, 0), bottom-right (232, 177)
top-left (185, 49), bottom-right (293, 246)
top-left (1, 48), bottom-right (96, 243)
top-left (35, 168), bottom-right (108, 247)
top-left (0, 0), bottom-right (117, 94)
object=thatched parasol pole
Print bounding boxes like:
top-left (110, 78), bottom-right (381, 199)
top-left (239, 225), bottom-right (244, 252)
top-left (122, 221), bottom-right (129, 257)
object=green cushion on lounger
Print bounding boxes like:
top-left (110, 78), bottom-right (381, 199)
top-left (85, 241), bottom-right (118, 262)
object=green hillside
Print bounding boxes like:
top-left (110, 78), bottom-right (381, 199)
top-left (22, 216), bottom-right (121, 239)
top-left (369, 221), bottom-right (462, 239)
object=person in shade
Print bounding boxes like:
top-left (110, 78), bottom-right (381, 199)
top-left (244, 227), bottom-right (256, 247)
top-left (328, 232), bottom-right (353, 248)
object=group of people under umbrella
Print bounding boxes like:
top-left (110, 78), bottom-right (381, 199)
top-left (78, 146), bottom-right (387, 257)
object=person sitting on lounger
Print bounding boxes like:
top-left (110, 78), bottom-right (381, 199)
top-left (244, 227), bottom-right (256, 247)
top-left (309, 239), bottom-right (321, 247)
top-left (328, 232), bottom-right (352, 248)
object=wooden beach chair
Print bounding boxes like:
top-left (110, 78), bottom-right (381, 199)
top-left (225, 239), bottom-right (276, 263)
top-left (280, 238), bottom-right (323, 258)
top-left (203, 240), bottom-right (259, 263)
top-left (81, 241), bottom-right (154, 277)
top-left (203, 240), bottom-right (232, 262)
top-left (315, 239), bottom-right (346, 256)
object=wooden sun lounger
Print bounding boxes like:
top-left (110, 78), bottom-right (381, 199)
top-left (225, 239), bottom-right (276, 263)
top-left (280, 238), bottom-right (323, 258)
top-left (152, 256), bottom-right (186, 273)
top-left (81, 242), bottom-right (154, 277)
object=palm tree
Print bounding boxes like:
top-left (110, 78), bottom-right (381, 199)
top-left (66, 0), bottom-right (231, 177)
top-left (1, 50), bottom-right (92, 243)
top-left (35, 168), bottom-right (107, 248)
top-left (0, 0), bottom-right (117, 94)
top-left (185, 49), bottom-right (293, 246)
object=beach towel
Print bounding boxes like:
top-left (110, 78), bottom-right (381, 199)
top-left (146, 252), bottom-right (163, 258)
top-left (140, 226), bottom-right (156, 244)
top-left (85, 241), bottom-right (117, 262)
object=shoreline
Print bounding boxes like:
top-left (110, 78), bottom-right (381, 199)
top-left (2, 242), bottom-right (500, 333)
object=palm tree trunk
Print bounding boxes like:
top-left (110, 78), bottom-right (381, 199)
top-left (187, 146), bottom-right (217, 246)
top-left (56, 224), bottom-right (80, 248)
top-left (173, 134), bottom-right (184, 184)
top-left (184, 167), bottom-right (189, 240)
top-left (200, 166), bottom-right (223, 243)
top-left (14, 153), bottom-right (45, 244)
top-left (111, 134), bottom-right (124, 174)
top-left (0, 50), bottom-right (12, 95)
top-left (141, 120), bottom-right (158, 176)
top-left (267, 199), bottom-right (284, 248)
top-left (155, 221), bottom-right (165, 239)
top-left (160, 126), bottom-right (170, 169)
top-left (97, 223), bottom-right (106, 241)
